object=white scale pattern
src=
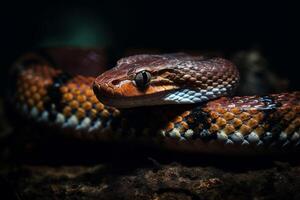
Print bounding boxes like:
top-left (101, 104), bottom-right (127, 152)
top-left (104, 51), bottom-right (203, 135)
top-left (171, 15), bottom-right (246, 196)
top-left (16, 103), bottom-right (300, 148)
top-left (20, 103), bottom-right (105, 134)
top-left (163, 87), bottom-right (227, 104)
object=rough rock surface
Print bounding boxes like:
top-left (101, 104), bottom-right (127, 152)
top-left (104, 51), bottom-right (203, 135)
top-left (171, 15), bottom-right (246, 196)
top-left (1, 128), bottom-right (300, 200)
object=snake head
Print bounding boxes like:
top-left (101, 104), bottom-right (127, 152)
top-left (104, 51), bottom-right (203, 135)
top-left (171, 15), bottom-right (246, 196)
top-left (93, 54), bottom-right (239, 108)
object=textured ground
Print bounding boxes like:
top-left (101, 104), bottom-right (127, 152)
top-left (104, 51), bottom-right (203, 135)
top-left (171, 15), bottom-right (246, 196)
top-left (1, 152), bottom-right (300, 200)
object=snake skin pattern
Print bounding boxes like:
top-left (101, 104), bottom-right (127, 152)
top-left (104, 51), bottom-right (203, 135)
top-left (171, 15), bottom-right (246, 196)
top-left (11, 53), bottom-right (300, 154)
top-left (93, 53), bottom-right (239, 108)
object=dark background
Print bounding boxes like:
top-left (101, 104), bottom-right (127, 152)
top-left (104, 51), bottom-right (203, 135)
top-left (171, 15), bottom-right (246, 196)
top-left (0, 1), bottom-right (299, 95)
top-left (0, 3), bottom-right (300, 198)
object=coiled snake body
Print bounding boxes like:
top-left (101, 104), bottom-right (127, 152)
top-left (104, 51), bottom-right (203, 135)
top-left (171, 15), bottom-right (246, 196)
top-left (11, 52), bottom-right (300, 154)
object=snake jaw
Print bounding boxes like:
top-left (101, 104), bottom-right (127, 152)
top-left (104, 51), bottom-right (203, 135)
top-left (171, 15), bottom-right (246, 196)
top-left (93, 76), bottom-right (181, 108)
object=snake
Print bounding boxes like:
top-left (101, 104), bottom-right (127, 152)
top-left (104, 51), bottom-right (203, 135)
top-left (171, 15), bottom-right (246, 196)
top-left (9, 51), bottom-right (300, 154)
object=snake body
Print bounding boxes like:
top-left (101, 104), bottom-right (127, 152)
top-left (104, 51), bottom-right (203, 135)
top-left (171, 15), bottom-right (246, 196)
top-left (10, 52), bottom-right (300, 154)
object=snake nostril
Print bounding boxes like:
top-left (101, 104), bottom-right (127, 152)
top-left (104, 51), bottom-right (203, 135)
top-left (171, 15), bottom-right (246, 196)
top-left (112, 79), bottom-right (121, 85)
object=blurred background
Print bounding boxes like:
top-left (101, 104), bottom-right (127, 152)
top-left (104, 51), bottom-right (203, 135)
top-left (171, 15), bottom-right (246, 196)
top-left (0, 1), bottom-right (299, 95)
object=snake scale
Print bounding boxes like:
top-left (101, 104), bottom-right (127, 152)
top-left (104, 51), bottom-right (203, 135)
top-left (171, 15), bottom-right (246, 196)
top-left (10, 51), bottom-right (300, 154)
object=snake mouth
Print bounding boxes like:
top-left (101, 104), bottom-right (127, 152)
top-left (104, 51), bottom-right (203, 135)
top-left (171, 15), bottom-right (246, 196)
top-left (93, 81), bottom-right (228, 108)
top-left (93, 74), bottom-right (181, 108)
top-left (93, 82), bottom-right (178, 108)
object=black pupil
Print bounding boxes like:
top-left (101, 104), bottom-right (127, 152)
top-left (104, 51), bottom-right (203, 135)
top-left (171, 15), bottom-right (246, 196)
top-left (135, 71), bottom-right (150, 89)
top-left (142, 71), bottom-right (148, 84)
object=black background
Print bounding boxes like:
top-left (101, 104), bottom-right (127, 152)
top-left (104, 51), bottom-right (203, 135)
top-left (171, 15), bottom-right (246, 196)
top-left (0, 1), bottom-right (299, 95)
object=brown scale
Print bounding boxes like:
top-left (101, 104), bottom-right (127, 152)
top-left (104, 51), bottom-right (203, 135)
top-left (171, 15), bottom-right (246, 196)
top-left (15, 65), bottom-right (60, 111)
top-left (162, 56), bottom-right (239, 89)
top-left (199, 92), bottom-right (300, 138)
top-left (15, 65), bottom-right (117, 125)
top-left (60, 76), bottom-right (114, 121)
top-left (164, 92), bottom-right (300, 141)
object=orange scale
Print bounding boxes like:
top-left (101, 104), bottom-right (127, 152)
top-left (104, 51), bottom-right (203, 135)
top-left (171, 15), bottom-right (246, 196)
top-left (76, 108), bottom-right (86, 119)
top-left (68, 83), bottom-right (77, 90)
top-left (239, 124), bottom-right (251, 135)
top-left (253, 112), bottom-right (264, 121)
top-left (181, 111), bottom-right (191, 118)
top-left (180, 121), bottom-right (189, 130)
top-left (209, 124), bottom-right (220, 133)
top-left (84, 89), bottom-right (94, 97)
top-left (95, 102), bottom-right (104, 111)
top-left (216, 117), bottom-right (227, 127)
top-left (63, 106), bottom-right (72, 117)
top-left (231, 107), bottom-right (242, 115)
top-left (216, 106), bottom-right (227, 114)
top-left (173, 116), bottom-right (183, 123)
top-left (39, 89), bottom-right (47, 96)
top-left (43, 79), bottom-right (52, 85)
top-left (224, 124), bottom-right (235, 134)
top-left (70, 100), bottom-right (79, 109)
top-left (90, 109), bottom-right (98, 119)
top-left (82, 102), bottom-right (92, 110)
top-left (86, 76), bottom-right (93, 81)
top-left (30, 85), bottom-right (38, 93)
top-left (36, 80), bottom-right (44, 88)
top-left (73, 89), bottom-right (81, 96)
top-left (210, 111), bottom-right (219, 119)
top-left (232, 118), bottom-right (243, 128)
top-left (247, 118), bottom-right (259, 129)
top-left (89, 95), bottom-right (99, 104)
top-left (76, 75), bottom-right (86, 82)
top-left (248, 108), bottom-right (259, 114)
top-left (79, 84), bottom-right (89, 91)
top-left (60, 86), bottom-right (69, 94)
top-left (100, 109), bottom-right (110, 118)
top-left (254, 126), bottom-right (265, 136)
top-left (33, 93), bottom-right (41, 102)
top-left (63, 93), bottom-right (74, 102)
top-left (77, 95), bottom-right (87, 103)
top-left (224, 112), bottom-right (234, 121)
top-left (165, 122), bottom-right (175, 132)
top-left (240, 112), bottom-right (251, 121)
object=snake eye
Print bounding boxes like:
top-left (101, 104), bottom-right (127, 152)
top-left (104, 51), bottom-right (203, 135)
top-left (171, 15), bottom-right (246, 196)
top-left (134, 70), bottom-right (151, 89)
